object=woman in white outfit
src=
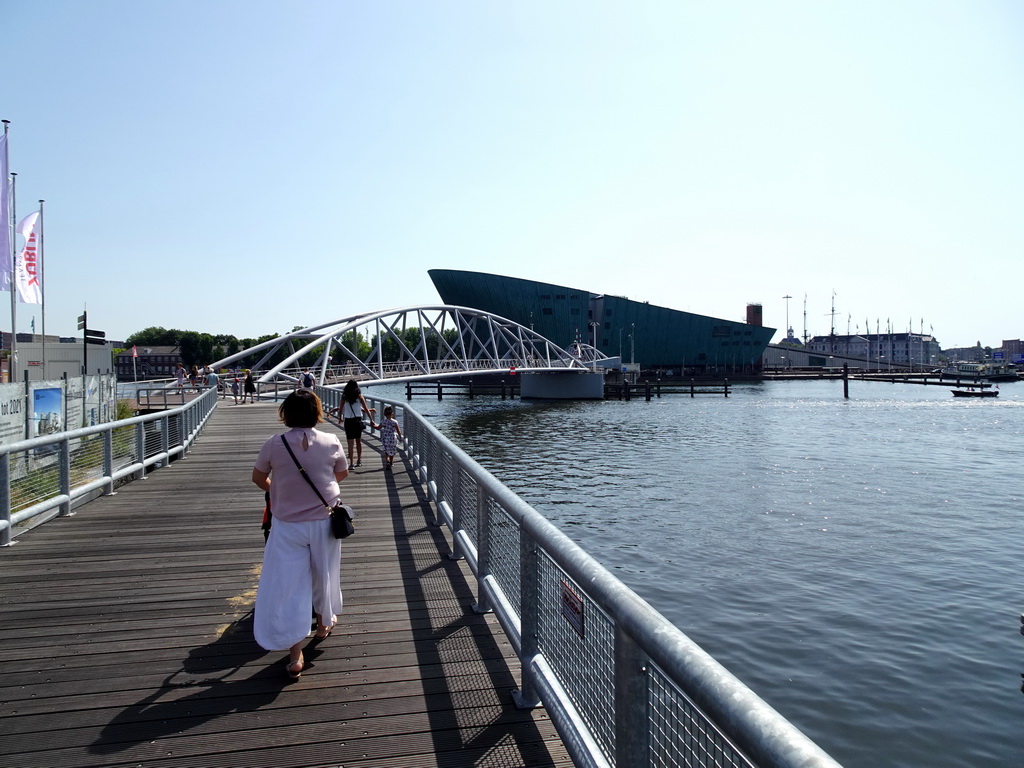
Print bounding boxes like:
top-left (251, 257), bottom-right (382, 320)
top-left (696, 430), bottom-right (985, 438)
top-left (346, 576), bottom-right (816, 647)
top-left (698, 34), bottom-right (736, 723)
top-left (251, 389), bottom-right (349, 679)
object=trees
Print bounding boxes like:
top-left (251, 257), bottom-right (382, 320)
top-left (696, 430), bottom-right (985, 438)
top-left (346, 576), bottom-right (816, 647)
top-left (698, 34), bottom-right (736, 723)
top-left (124, 326), bottom-right (279, 369)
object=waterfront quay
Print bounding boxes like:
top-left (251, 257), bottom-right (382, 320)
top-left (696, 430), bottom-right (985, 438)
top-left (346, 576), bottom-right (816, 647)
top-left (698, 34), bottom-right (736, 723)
top-left (0, 402), bottom-right (568, 768)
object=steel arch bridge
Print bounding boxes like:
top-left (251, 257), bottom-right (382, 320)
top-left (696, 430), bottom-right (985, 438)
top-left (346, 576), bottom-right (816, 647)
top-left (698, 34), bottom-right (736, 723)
top-left (208, 305), bottom-right (599, 388)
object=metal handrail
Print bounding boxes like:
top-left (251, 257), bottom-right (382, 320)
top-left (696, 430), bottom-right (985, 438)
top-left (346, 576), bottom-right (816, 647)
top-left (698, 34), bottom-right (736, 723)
top-left (362, 393), bottom-right (842, 768)
top-left (0, 387), bottom-right (218, 546)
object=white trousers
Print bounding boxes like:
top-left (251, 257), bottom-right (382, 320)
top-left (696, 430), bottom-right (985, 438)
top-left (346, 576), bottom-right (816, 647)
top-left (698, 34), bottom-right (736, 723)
top-left (254, 517), bottom-right (343, 651)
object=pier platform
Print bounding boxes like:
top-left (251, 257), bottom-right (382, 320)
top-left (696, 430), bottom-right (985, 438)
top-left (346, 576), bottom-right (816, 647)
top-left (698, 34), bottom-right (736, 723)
top-left (0, 401), bottom-right (568, 768)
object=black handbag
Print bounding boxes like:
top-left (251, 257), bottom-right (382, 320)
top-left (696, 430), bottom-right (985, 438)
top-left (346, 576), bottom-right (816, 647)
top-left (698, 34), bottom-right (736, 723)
top-left (280, 435), bottom-right (355, 539)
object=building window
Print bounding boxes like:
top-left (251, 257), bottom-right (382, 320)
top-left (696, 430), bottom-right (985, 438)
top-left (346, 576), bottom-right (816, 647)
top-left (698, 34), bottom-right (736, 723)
top-left (542, 308), bottom-right (553, 315)
top-left (555, 294), bottom-right (565, 299)
top-left (570, 308), bottom-right (580, 315)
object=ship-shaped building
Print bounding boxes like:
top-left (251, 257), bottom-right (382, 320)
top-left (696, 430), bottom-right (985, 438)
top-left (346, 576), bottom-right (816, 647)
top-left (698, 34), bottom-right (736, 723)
top-left (429, 269), bottom-right (774, 375)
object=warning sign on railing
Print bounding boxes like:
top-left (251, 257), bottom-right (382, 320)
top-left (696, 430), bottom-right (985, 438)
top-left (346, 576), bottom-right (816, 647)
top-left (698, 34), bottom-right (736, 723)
top-left (560, 580), bottom-right (585, 639)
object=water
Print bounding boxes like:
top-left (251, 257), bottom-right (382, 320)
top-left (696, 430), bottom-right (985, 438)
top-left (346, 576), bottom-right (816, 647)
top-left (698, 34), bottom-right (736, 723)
top-left (377, 379), bottom-right (1024, 768)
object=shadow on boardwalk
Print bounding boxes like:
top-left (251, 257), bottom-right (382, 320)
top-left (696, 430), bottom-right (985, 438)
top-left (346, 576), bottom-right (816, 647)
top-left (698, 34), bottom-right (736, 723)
top-left (0, 400), bottom-right (569, 768)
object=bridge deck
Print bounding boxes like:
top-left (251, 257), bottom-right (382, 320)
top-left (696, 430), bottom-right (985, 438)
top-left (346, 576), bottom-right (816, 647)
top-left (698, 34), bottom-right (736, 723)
top-left (0, 402), bottom-right (569, 768)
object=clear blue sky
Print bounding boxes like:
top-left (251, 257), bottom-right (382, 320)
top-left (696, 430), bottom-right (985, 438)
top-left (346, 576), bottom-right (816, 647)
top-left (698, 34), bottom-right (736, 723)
top-left (3, 1), bottom-right (1022, 349)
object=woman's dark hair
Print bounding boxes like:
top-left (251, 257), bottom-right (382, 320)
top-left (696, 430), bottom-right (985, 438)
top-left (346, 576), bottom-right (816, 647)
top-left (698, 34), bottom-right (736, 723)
top-left (342, 379), bottom-right (360, 403)
top-left (279, 389), bottom-right (323, 428)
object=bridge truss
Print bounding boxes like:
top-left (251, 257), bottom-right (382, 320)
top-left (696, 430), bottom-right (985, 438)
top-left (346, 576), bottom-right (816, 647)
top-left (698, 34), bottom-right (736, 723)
top-left (208, 305), bottom-right (593, 387)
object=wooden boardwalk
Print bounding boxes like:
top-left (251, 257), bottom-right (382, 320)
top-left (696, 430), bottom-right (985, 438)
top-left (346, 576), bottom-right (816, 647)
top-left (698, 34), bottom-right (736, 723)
top-left (0, 401), bottom-right (570, 768)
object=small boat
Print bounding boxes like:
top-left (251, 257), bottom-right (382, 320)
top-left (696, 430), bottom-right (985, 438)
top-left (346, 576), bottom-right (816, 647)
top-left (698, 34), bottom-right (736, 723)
top-left (951, 388), bottom-right (998, 398)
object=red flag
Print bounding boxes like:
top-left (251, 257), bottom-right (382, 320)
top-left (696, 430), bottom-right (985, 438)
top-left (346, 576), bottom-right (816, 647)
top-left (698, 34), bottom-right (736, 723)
top-left (132, 345), bottom-right (137, 358)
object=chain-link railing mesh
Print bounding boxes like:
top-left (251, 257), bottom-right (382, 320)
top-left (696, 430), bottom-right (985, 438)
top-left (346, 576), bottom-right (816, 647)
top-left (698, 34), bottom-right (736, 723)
top-left (649, 662), bottom-right (757, 768)
top-left (486, 501), bottom-right (521, 608)
top-left (538, 552), bottom-right (617, 764)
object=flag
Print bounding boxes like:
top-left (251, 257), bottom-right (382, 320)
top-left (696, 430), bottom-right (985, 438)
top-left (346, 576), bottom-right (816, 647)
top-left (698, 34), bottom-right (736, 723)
top-left (132, 345), bottom-right (138, 358)
top-left (15, 210), bottom-right (41, 304)
top-left (0, 132), bottom-right (11, 291)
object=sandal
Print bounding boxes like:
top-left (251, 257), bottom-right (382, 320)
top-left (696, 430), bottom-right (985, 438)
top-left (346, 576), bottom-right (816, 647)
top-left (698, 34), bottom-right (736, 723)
top-left (286, 652), bottom-right (304, 679)
top-left (315, 624), bottom-right (334, 640)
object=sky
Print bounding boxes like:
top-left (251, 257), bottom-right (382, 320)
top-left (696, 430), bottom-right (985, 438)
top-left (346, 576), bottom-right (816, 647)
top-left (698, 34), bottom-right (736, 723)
top-left (2, 0), bottom-right (1022, 350)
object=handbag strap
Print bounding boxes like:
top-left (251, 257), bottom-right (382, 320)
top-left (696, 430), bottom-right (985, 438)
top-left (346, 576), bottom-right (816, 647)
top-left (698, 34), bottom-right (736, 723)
top-left (280, 434), bottom-right (333, 511)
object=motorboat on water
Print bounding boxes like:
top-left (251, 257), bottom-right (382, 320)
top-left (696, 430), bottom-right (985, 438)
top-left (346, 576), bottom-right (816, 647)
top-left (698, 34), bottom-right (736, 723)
top-left (951, 388), bottom-right (999, 398)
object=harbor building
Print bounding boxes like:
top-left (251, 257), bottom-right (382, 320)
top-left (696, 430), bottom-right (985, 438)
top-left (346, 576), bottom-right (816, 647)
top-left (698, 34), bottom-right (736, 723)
top-left (806, 332), bottom-right (941, 370)
top-left (428, 269), bottom-right (774, 374)
top-left (1, 332), bottom-right (116, 382)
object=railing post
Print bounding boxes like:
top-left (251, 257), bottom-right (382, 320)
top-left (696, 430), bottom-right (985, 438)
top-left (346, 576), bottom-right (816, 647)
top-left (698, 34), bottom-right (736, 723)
top-left (615, 626), bottom-right (649, 768)
top-left (103, 428), bottom-right (115, 495)
top-left (0, 453), bottom-right (11, 546)
top-left (472, 484), bottom-right (492, 614)
top-left (513, 527), bottom-right (541, 709)
top-left (449, 464), bottom-right (465, 561)
top-left (58, 438), bottom-right (72, 516)
top-left (135, 421), bottom-right (147, 479)
top-left (160, 413), bottom-right (170, 467)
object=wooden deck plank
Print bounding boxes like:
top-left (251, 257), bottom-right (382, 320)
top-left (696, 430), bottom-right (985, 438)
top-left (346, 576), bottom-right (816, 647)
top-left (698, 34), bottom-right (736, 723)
top-left (0, 400), bottom-right (569, 768)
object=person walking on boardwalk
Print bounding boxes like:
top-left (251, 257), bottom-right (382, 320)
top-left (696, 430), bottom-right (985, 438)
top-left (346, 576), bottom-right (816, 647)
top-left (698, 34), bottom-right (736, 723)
top-left (189, 364), bottom-right (201, 391)
top-left (251, 389), bottom-right (349, 679)
top-left (339, 379), bottom-right (375, 468)
top-left (231, 376), bottom-right (240, 404)
top-left (175, 362), bottom-right (186, 390)
top-left (377, 404), bottom-right (401, 471)
top-left (243, 370), bottom-right (256, 403)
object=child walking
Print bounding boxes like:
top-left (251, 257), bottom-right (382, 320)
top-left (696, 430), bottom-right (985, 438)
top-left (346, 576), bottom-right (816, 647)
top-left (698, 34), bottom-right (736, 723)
top-left (377, 405), bottom-right (402, 471)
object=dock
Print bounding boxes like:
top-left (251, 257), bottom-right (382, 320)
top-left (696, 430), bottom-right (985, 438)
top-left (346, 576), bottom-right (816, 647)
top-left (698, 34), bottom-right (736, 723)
top-left (0, 401), bottom-right (569, 768)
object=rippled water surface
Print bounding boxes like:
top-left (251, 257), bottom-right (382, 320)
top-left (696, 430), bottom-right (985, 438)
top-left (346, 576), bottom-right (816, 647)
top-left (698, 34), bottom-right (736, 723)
top-left (377, 379), bottom-right (1024, 768)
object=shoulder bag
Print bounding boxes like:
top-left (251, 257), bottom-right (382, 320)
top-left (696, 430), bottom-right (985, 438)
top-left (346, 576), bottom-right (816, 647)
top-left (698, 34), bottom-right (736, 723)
top-left (279, 434), bottom-right (355, 539)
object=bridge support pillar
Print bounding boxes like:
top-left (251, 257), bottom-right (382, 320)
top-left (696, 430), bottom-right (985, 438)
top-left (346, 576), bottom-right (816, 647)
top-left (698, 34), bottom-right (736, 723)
top-left (520, 372), bottom-right (604, 400)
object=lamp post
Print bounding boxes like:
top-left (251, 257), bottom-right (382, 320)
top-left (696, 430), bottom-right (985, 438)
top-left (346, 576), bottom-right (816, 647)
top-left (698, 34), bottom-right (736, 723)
top-left (588, 321), bottom-right (599, 371)
top-left (630, 323), bottom-right (635, 365)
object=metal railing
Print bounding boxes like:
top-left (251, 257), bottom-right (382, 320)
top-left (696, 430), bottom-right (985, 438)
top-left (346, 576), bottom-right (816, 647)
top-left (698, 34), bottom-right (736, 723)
top-left (360, 394), bottom-right (842, 768)
top-left (0, 387), bottom-right (218, 547)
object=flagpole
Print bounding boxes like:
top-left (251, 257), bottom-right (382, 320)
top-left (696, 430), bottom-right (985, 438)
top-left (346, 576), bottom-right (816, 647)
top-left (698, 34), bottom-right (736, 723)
top-left (1, 119), bottom-right (12, 383)
top-left (38, 198), bottom-right (45, 378)
top-left (8, 169), bottom-right (16, 383)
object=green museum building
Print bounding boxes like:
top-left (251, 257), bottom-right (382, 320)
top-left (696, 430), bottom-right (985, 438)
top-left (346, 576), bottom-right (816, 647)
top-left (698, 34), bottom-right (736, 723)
top-left (429, 269), bottom-right (775, 375)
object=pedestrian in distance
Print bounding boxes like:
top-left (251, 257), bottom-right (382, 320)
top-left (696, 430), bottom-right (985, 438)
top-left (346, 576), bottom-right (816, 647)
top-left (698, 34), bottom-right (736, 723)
top-left (251, 389), bottom-right (349, 680)
top-left (189, 365), bottom-right (201, 391)
top-left (175, 362), bottom-right (186, 390)
top-left (339, 379), bottom-right (375, 468)
top-left (231, 377), bottom-right (240, 404)
top-left (299, 369), bottom-right (315, 390)
top-left (205, 368), bottom-right (220, 395)
top-left (377, 404), bottom-right (402, 471)
top-left (243, 370), bottom-right (256, 403)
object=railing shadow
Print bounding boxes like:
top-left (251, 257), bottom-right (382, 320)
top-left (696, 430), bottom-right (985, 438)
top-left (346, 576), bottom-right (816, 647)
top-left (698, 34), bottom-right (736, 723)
top-left (87, 612), bottom-right (289, 757)
top-left (380, 444), bottom-right (561, 767)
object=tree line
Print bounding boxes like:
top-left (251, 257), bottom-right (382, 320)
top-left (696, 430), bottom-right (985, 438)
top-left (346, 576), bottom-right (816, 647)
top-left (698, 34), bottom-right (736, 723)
top-left (124, 326), bottom-right (461, 371)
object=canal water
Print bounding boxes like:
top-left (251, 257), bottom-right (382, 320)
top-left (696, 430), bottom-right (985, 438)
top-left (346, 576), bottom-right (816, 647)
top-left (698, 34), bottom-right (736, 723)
top-left (374, 378), bottom-right (1024, 768)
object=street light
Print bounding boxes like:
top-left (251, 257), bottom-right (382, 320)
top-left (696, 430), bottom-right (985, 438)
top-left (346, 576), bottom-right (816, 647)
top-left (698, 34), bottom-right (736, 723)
top-left (588, 321), bottom-right (599, 371)
top-left (783, 295), bottom-right (792, 339)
